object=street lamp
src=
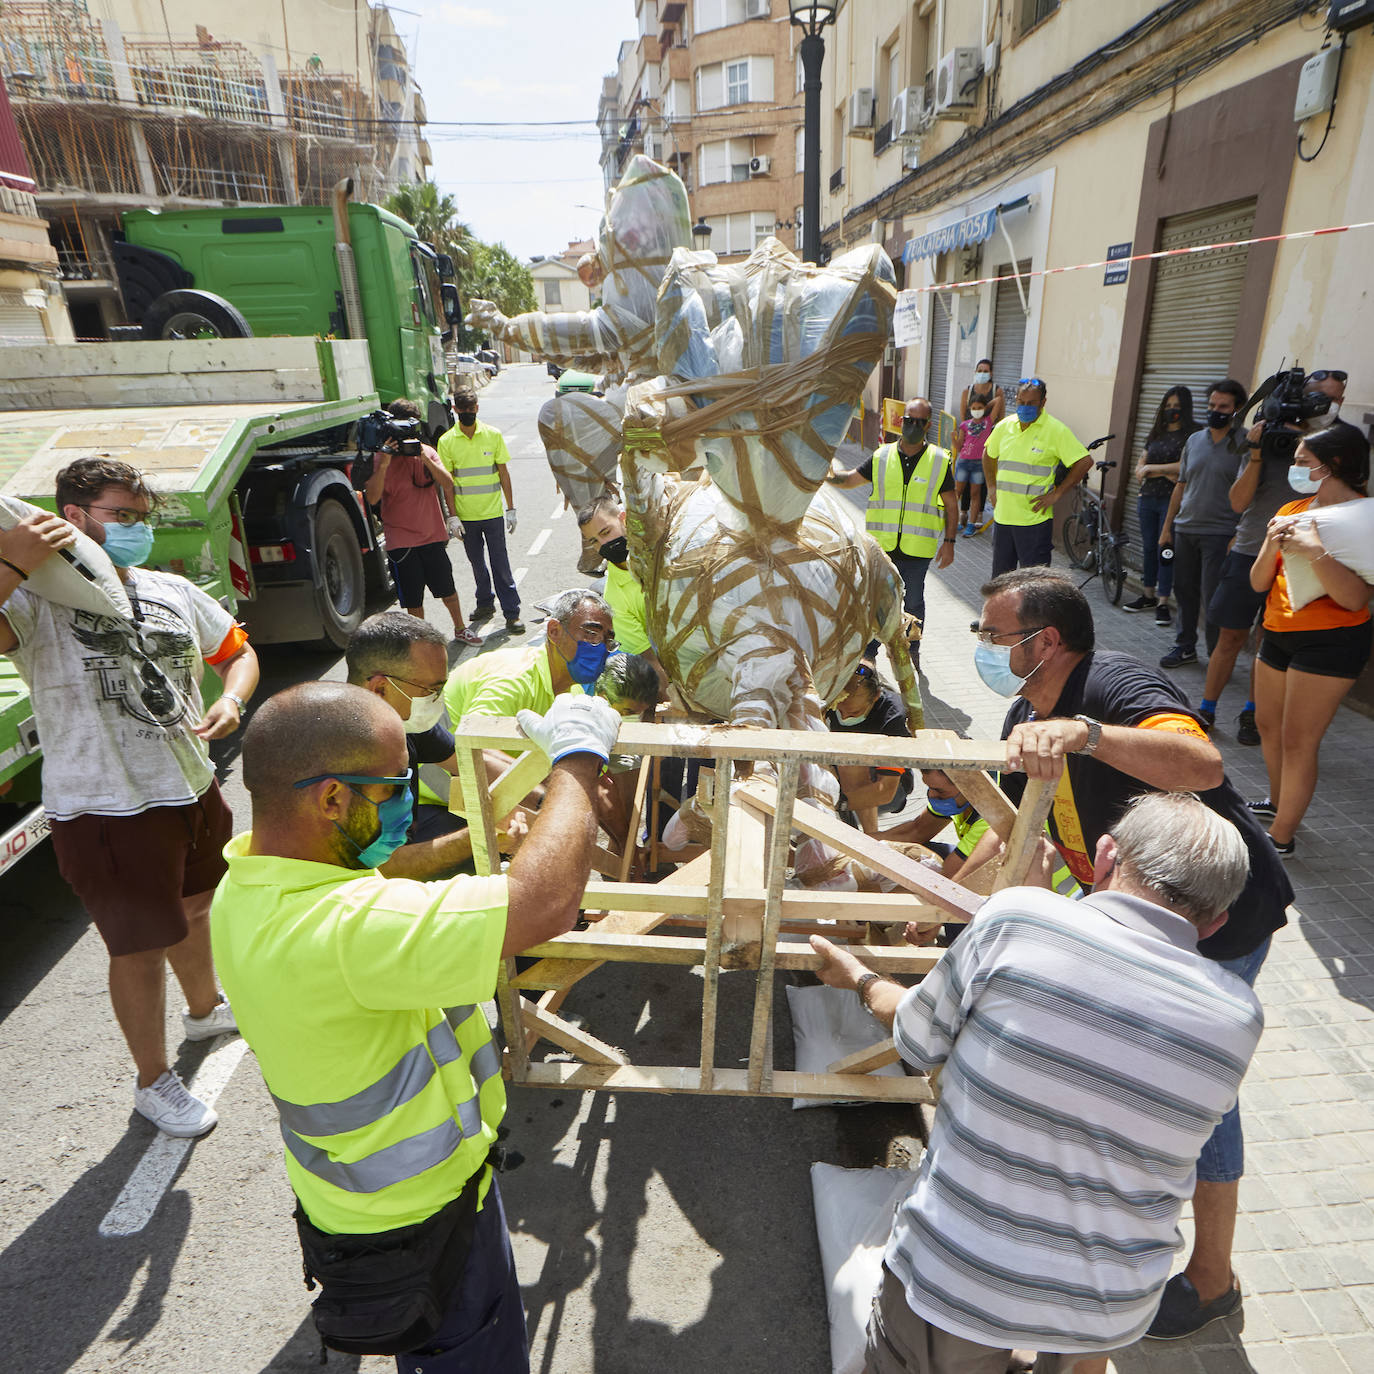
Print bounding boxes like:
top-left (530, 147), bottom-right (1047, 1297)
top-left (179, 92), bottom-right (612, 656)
top-left (788, 0), bottom-right (837, 266)
top-left (692, 217), bottom-right (713, 252)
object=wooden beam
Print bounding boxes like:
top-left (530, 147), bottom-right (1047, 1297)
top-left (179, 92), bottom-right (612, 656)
top-left (994, 775), bottom-right (1057, 889)
top-left (737, 780), bottom-right (983, 922)
top-left (456, 716), bottom-right (1010, 772)
top-left (723, 786), bottom-right (768, 958)
top-left (949, 769), bottom-right (1018, 839)
top-left (748, 758), bottom-right (798, 1093)
top-left (827, 1040), bottom-right (902, 1075)
top-left (699, 766), bottom-right (733, 1091)
top-left (510, 1061), bottom-right (935, 1104)
top-left (519, 1000), bottom-right (629, 1066)
top-left (617, 755), bottom-right (653, 884)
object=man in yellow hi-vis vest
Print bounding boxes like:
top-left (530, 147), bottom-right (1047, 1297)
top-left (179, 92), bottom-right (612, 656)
top-left (211, 681), bottom-right (621, 1369)
top-left (829, 397), bottom-right (958, 657)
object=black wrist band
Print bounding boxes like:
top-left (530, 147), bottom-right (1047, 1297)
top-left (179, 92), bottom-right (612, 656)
top-left (0, 556), bottom-right (29, 581)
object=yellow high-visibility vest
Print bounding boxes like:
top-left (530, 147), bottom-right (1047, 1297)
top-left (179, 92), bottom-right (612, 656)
top-left (866, 442), bottom-right (951, 557)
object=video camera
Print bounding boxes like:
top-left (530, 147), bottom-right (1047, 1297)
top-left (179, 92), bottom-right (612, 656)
top-left (1252, 366), bottom-right (1335, 460)
top-left (357, 409), bottom-right (423, 458)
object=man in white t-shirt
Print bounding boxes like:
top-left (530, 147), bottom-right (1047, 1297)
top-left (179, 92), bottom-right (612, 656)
top-left (0, 458), bottom-right (259, 1137)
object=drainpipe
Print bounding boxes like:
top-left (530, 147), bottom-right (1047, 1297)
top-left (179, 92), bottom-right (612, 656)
top-left (332, 177), bottom-right (367, 340)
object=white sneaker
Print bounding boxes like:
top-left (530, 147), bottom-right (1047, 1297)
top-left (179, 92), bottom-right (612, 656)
top-left (133, 1069), bottom-right (218, 1138)
top-left (182, 998), bottom-right (238, 1042)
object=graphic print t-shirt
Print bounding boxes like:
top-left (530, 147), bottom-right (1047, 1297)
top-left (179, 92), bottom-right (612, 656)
top-left (5, 568), bottom-right (236, 820)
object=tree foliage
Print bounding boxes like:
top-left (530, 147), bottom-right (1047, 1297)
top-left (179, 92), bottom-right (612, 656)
top-left (383, 180), bottom-right (473, 264)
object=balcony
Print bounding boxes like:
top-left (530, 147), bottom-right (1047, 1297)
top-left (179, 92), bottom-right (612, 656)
top-left (829, 167), bottom-right (845, 193)
top-left (873, 120), bottom-right (893, 156)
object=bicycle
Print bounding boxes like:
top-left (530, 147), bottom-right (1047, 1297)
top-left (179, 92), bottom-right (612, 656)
top-left (1060, 435), bottom-right (1128, 605)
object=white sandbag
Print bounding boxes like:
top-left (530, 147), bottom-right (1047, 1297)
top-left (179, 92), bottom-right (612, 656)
top-left (786, 983), bottom-right (904, 1109)
top-left (1278, 497), bottom-right (1374, 610)
top-left (810, 1162), bottom-right (917, 1374)
top-left (0, 494), bottom-right (132, 620)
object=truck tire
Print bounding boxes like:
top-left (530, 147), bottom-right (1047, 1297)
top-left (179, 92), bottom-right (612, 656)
top-left (141, 289), bottom-right (253, 341)
top-left (309, 500), bottom-right (366, 651)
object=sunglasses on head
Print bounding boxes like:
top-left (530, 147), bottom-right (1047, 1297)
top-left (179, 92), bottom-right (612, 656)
top-left (1309, 370), bottom-right (1347, 383)
top-left (853, 663), bottom-right (874, 680)
top-left (1018, 377), bottom-right (1046, 390)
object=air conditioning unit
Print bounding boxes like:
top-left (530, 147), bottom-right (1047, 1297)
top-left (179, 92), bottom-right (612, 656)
top-left (846, 88), bottom-right (876, 138)
top-left (891, 86), bottom-right (930, 142)
top-left (749, 154), bottom-right (771, 176)
top-left (744, 0), bottom-right (769, 16)
top-left (934, 47), bottom-right (981, 116)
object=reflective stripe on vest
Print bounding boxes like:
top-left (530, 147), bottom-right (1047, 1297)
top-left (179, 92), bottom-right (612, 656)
top-left (991, 452), bottom-right (1057, 526)
top-left (272, 1015), bottom-right (502, 1195)
top-left (866, 444), bottom-right (949, 557)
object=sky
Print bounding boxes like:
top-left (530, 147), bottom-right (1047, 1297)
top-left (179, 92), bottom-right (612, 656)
top-left (405, 0), bottom-right (635, 262)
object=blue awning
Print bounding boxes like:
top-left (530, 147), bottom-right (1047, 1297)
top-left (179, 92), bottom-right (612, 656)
top-left (902, 207), bottom-right (998, 266)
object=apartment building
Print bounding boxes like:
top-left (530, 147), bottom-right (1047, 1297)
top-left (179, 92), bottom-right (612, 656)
top-left (598, 1), bottom-right (804, 262)
top-left (1, 0), bottom-right (429, 336)
top-left (530, 239), bottom-right (595, 315)
top-left (814, 0), bottom-right (1372, 525)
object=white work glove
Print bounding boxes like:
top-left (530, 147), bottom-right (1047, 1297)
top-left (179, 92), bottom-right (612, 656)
top-left (517, 694), bottom-right (621, 766)
top-left (504, 507), bottom-right (517, 535)
top-left (465, 298), bottom-right (507, 333)
top-left (446, 515), bottom-right (466, 540)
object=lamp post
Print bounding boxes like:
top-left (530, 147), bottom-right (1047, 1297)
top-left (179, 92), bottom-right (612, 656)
top-left (788, 0), bottom-right (837, 266)
top-left (692, 217), bottom-right (713, 252)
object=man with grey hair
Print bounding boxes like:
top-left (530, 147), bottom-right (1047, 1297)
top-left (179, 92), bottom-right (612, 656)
top-left (812, 791), bottom-right (1263, 1374)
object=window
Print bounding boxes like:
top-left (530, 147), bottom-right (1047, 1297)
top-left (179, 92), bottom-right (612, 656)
top-left (702, 211), bottom-right (777, 255)
top-left (727, 60), bottom-right (749, 104)
top-left (637, 1), bottom-right (659, 36)
top-left (880, 39), bottom-right (901, 112)
top-left (1017, 0), bottom-right (1059, 35)
top-left (696, 57), bottom-right (772, 110)
top-left (795, 126), bottom-right (804, 173)
top-left (544, 279), bottom-right (562, 306)
top-left (699, 138), bottom-right (754, 185)
top-left (696, 0), bottom-right (763, 31)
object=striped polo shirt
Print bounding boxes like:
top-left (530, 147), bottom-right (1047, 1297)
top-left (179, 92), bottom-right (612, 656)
top-left (886, 887), bottom-right (1263, 1354)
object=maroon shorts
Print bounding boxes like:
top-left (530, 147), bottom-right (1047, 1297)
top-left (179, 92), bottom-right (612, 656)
top-left (49, 781), bottom-right (234, 957)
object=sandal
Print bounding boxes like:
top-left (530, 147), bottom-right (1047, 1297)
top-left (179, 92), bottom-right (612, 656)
top-left (454, 628), bottom-right (483, 646)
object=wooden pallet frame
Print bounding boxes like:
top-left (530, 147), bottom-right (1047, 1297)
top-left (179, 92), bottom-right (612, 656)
top-left (454, 718), bottom-right (1055, 1105)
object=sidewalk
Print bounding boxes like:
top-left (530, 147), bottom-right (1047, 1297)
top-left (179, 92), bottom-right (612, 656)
top-left (908, 522), bottom-right (1374, 1373)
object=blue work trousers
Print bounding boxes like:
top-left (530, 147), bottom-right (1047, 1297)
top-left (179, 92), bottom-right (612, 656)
top-left (460, 517), bottom-right (520, 619)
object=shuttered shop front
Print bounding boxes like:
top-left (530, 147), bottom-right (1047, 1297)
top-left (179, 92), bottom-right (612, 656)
top-left (1119, 200), bottom-right (1256, 567)
top-left (926, 293), bottom-right (951, 419)
top-left (991, 261), bottom-right (1031, 414)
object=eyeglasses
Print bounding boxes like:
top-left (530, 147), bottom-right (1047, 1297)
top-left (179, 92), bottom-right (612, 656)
top-left (79, 503), bottom-right (161, 528)
top-left (970, 621), bottom-right (1047, 648)
top-left (852, 663), bottom-right (875, 679)
top-left (1309, 370), bottom-right (1347, 383)
top-left (1017, 378), bottom-right (1046, 391)
top-left (384, 674), bottom-right (446, 700)
top-left (294, 769), bottom-right (414, 801)
top-left (572, 623), bottom-right (618, 651)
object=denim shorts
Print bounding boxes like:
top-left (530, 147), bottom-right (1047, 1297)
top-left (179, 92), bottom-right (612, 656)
top-left (954, 457), bottom-right (985, 485)
top-left (1196, 936), bottom-right (1271, 1183)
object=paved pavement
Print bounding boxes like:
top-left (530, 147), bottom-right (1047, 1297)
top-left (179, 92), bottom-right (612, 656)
top-left (906, 506), bottom-right (1374, 1374)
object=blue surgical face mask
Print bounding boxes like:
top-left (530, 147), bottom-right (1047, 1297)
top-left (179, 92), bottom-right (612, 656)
top-left (1287, 463), bottom-right (1324, 495)
top-left (974, 632), bottom-right (1045, 697)
top-left (565, 637), bottom-right (610, 686)
top-left (337, 784), bottom-right (414, 868)
top-left (1016, 403), bottom-right (1041, 425)
top-left (100, 519), bottom-right (155, 568)
top-left (973, 370), bottom-right (991, 384)
top-left (928, 794), bottom-right (966, 817)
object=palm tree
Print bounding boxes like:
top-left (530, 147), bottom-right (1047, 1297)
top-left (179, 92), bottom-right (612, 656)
top-left (384, 180), bottom-right (473, 265)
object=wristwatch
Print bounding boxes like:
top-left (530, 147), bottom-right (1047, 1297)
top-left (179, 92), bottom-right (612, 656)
top-left (1073, 714), bottom-right (1102, 756)
top-left (855, 972), bottom-right (883, 1010)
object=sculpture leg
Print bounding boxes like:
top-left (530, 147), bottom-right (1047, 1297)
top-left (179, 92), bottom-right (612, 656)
top-left (887, 627), bottom-right (925, 733)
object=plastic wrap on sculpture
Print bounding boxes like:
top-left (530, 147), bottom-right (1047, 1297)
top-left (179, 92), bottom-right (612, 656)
top-left (536, 385), bottom-right (626, 515)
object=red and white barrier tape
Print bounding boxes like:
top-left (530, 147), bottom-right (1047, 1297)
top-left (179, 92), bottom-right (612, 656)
top-left (904, 219), bottom-right (1374, 295)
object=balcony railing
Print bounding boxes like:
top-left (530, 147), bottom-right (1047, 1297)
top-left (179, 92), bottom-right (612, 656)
top-left (829, 167), bottom-right (845, 193)
top-left (873, 120), bottom-right (893, 156)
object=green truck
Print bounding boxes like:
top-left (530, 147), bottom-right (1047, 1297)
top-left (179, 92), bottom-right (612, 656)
top-left (0, 182), bottom-right (458, 876)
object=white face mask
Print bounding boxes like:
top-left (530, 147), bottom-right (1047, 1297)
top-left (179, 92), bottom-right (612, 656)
top-left (970, 407), bottom-right (986, 419)
top-left (387, 677), bottom-right (448, 734)
top-left (973, 370), bottom-right (991, 384)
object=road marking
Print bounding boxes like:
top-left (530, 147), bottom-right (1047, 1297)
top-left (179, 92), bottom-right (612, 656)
top-left (527, 528), bottom-right (552, 559)
top-left (513, 567), bottom-right (528, 587)
top-left (98, 1035), bottom-right (250, 1238)
top-left (549, 500), bottom-right (565, 521)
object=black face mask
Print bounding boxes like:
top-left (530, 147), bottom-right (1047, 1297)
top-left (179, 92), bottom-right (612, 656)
top-left (901, 418), bottom-right (929, 445)
top-left (1205, 408), bottom-right (1232, 431)
top-left (599, 535), bottom-right (629, 565)
top-left (1163, 407), bottom-right (1182, 423)
top-left (457, 411), bottom-right (477, 426)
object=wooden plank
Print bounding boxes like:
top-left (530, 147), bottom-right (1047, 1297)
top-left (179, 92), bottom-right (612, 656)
top-left (519, 1000), bottom-right (629, 1066)
top-left (748, 758), bottom-right (798, 1093)
top-left (495, 957), bottom-right (529, 1083)
top-left (510, 1061), bottom-right (935, 1104)
top-left (524, 988), bottom-right (568, 1054)
top-left (723, 787), bottom-right (768, 956)
top-left (617, 755), bottom-right (653, 884)
top-left (737, 780), bottom-right (983, 921)
top-left (515, 930), bottom-right (944, 976)
top-left (456, 716), bottom-right (1010, 772)
top-left (699, 765), bottom-right (733, 1091)
top-left (950, 769), bottom-right (1018, 839)
top-left (582, 881), bottom-right (710, 914)
top-left (827, 1040), bottom-right (902, 1075)
top-left (575, 884), bottom-right (933, 922)
top-left (994, 775), bottom-right (1057, 889)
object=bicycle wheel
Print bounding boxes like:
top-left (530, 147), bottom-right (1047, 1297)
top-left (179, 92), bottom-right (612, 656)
top-left (1062, 513), bottom-right (1092, 569)
top-left (1100, 539), bottom-right (1125, 605)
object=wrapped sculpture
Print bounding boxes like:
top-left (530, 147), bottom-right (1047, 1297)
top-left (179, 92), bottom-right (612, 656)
top-left (466, 156), bottom-right (692, 525)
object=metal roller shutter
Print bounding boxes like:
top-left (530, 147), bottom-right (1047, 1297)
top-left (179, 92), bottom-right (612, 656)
top-left (0, 292), bottom-right (46, 345)
top-left (1120, 199), bottom-right (1256, 565)
top-left (991, 261), bottom-right (1031, 415)
top-left (926, 292), bottom-right (951, 419)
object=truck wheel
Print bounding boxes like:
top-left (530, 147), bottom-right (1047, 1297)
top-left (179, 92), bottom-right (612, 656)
top-left (141, 289), bottom-right (253, 341)
top-left (310, 500), bottom-right (366, 651)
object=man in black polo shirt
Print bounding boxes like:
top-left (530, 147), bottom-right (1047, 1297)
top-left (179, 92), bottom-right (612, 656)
top-left (964, 568), bottom-right (1291, 1342)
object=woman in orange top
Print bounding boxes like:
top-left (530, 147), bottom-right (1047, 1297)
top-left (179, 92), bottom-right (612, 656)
top-left (1249, 423), bottom-right (1372, 857)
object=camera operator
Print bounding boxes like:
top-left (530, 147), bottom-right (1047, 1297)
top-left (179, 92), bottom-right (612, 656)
top-left (1197, 369), bottom-right (1347, 742)
top-left (362, 399), bottom-right (481, 646)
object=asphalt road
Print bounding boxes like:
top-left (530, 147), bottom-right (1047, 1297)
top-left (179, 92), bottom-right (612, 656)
top-left (0, 363), bottom-right (918, 1373)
